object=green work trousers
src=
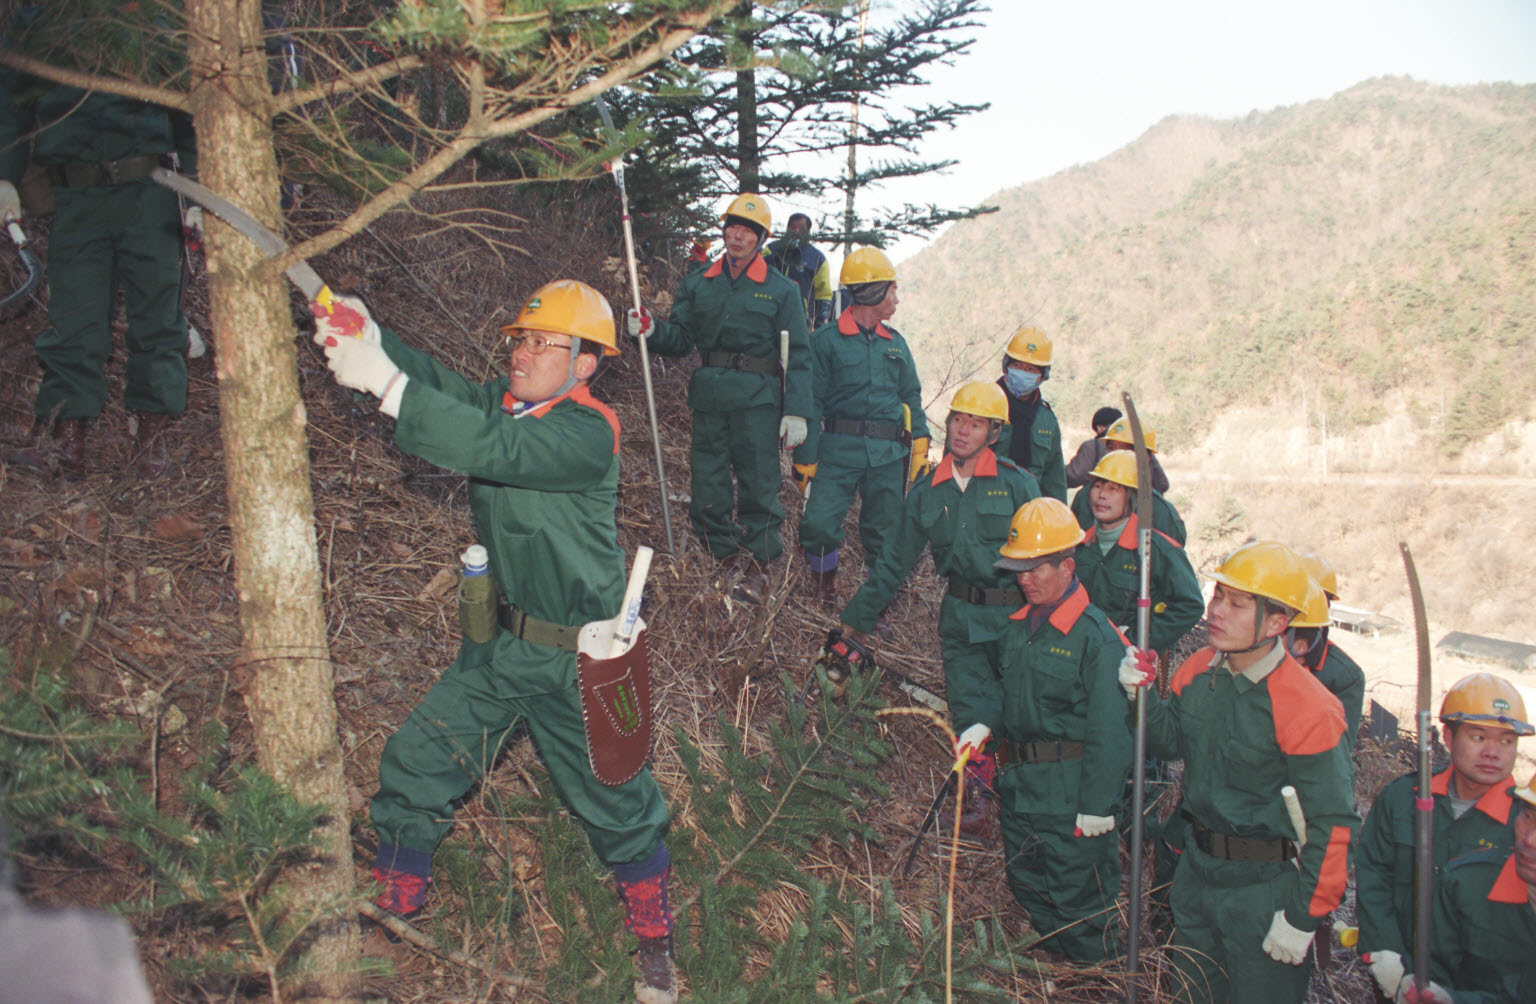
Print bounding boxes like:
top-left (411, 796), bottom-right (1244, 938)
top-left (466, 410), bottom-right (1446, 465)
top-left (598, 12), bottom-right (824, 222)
top-left (997, 797), bottom-right (1121, 963)
top-left (34, 180), bottom-right (186, 421)
top-left (1169, 847), bottom-right (1314, 1004)
top-left (371, 635), bottom-right (670, 868)
top-left (690, 403), bottom-right (785, 561)
top-left (798, 452), bottom-right (905, 567)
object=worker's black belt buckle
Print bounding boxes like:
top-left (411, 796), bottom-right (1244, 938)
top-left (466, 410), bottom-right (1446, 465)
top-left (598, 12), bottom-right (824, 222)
top-left (1188, 819), bottom-right (1295, 863)
top-left (1001, 738), bottom-right (1085, 763)
top-left (946, 579), bottom-right (1025, 607)
top-left (496, 602), bottom-right (580, 652)
top-left (824, 417), bottom-right (908, 444)
top-left (699, 350), bottom-right (779, 376)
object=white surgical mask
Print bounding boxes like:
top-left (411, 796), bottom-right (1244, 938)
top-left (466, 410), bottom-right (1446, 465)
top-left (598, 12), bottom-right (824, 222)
top-left (1005, 369), bottom-right (1041, 396)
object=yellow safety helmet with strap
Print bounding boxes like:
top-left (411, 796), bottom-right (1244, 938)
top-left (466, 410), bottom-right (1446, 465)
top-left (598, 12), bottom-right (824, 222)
top-left (1004, 326), bottom-right (1052, 366)
top-left (949, 381), bottom-right (1009, 423)
top-left (500, 280), bottom-right (619, 357)
top-left (1089, 450), bottom-right (1138, 490)
top-left (1440, 673), bottom-right (1535, 735)
top-left (722, 193), bottom-right (771, 239)
top-left (1105, 418), bottom-right (1158, 453)
top-left (995, 498), bottom-right (1082, 570)
top-left (1295, 549), bottom-right (1340, 601)
top-left (1290, 577), bottom-right (1332, 629)
top-left (839, 246), bottom-right (898, 286)
top-left (1513, 770), bottom-right (1536, 807)
top-left (1204, 540), bottom-right (1311, 616)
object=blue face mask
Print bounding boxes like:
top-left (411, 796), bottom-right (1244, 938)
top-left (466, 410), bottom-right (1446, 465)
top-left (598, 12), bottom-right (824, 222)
top-left (1005, 369), bottom-right (1041, 396)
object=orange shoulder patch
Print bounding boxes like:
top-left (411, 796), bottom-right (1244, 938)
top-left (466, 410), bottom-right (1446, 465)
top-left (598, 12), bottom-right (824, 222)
top-left (1169, 648), bottom-right (1216, 695)
top-left (1268, 655), bottom-right (1347, 755)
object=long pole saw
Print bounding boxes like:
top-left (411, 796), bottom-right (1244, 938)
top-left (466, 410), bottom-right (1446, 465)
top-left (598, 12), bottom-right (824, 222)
top-left (1122, 391), bottom-right (1154, 1002)
top-left (594, 94), bottom-right (675, 555)
top-left (1401, 542), bottom-right (1434, 996)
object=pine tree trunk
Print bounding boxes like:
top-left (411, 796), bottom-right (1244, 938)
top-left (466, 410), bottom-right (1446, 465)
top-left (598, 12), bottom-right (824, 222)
top-left (186, 1), bottom-right (359, 1000)
top-left (734, 1), bottom-right (759, 191)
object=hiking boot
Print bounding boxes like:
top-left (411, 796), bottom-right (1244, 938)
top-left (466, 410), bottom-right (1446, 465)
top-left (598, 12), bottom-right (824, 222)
top-left (135, 413), bottom-right (173, 475)
top-left (634, 934), bottom-right (678, 1004)
top-left (731, 558), bottom-right (768, 603)
top-left (372, 865), bottom-right (429, 917)
top-left (812, 568), bottom-right (837, 604)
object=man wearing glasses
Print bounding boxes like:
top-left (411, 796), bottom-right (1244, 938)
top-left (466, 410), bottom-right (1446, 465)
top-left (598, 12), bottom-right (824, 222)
top-left (311, 280), bottom-right (679, 1004)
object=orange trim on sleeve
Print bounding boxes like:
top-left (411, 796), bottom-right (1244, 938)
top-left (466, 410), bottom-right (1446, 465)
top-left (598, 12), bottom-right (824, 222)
top-left (1267, 655), bottom-right (1348, 755)
top-left (1308, 825), bottom-right (1352, 916)
top-left (1169, 648), bottom-right (1217, 695)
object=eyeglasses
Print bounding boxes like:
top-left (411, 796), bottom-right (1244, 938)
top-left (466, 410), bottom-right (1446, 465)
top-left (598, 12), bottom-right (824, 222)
top-left (508, 334), bottom-right (575, 356)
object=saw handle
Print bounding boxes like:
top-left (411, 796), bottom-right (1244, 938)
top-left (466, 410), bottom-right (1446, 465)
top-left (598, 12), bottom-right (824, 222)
top-left (1281, 785), bottom-right (1307, 849)
top-left (310, 285), bottom-right (366, 338)
top-left (609, 546), bottom-right (654, 658)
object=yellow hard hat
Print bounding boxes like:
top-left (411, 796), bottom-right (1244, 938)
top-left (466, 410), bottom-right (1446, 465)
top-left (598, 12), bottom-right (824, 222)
top-left (949, 381), bottom-right (1009, 423)
top-left (1105, 418), bottom-right (1158, 453)
top-left (500, 280), bottom-right (619, 357)
top-left (839, 246), bottom-right (898, 286)
top-left (1514, 771), bottom-right (1536, 808)
top-left (722, 193), bottom-right (771, 236)
top-left (996, 498), bottom-right (1082, 570)
top-left (1089, 450), bottom-right (1138, 490)
top-left (1004, 327), bottom-right (1052, 366)
top-left (1204, 540), bottom-right (1311, 615)
top-left (1290, 577), bottom-right (1332, 629)
top-left (1440, 673), bottom-right (1535, 735)
top-left (1295, 549), bottom-right (1340, 601)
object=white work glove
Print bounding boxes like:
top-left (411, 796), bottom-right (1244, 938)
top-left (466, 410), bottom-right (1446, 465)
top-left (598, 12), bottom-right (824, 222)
top-left (314, 327), bottom-right (404, 406)
top-left (1260, 910), bottom-right (1313, 966)
top-left (0, 179), bottom-right (19, 223)
top-left (1117, 645), bottom-right (1157, 699)
top-left (181, 203), bottom-right (202, 236)
top-left (953, 723), bottom-right (990, 764)
top-left (1073, 813), bottom-right (1115, 838)
top-left (627, 306), bottom-right (653, 339)
top-left (780, 415), bottom-right (807, 450)
top-left (312, 292), bottom-right (381, 346)
top-left (1395, 975), bottom-right (1452, 1004)
top-left (1365, 950), bottom-right (1405, 1000)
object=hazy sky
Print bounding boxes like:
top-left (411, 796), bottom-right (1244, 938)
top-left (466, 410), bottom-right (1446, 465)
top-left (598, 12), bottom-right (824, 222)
top-left (815, 0), bottom-right (1536, 262)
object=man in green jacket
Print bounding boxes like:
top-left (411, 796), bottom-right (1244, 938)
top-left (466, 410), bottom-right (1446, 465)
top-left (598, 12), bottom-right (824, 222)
top-left (1121, 540), bottom-right (1358, 1003)
top-left (839, 381), bottom-right (1038, 816)
top-left (0, 41), bottom-right (195, 474)
top-left (1069, 418), bottom-right (1185, 544)
top-left (1289, 550), bottom-right (1366, 745)
top-left (978, 497), bottom-right (1131, 961)
top-left (792, 246), bottom-right (928, 601)
top-left (993, 327), bottom-right (1066, 502)
top-left (632, 194), bottom-right (811, 602)
top-left (313, 281), bottom-right (678, 1004)
top-left (1354, 673), bottom-right (1530, 1001)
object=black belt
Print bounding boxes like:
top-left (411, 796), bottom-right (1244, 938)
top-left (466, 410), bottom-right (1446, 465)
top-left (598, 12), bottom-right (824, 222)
top-left (1001, 739), bottom-right (1085, 764)
top-left (496, 602), bottom-right (580, 652)
top-left (699, 350), bottom-right (779, 375)
top-left (946, 579), bottom-right (1024, 607)
top-left (1187, 816), bottom-right (1295, 863)
top-left (47, 154), bottom-right (167, 188)
top-left (824, 417), bottom-right (909, 444)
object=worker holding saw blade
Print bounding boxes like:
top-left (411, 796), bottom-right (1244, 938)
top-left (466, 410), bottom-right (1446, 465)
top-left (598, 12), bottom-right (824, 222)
top-left (311, 280), bottom-right (678, 1004)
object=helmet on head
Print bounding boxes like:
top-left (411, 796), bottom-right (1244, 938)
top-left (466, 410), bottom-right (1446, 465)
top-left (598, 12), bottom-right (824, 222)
top-left (840, 246), bottom-right (898, 286)
top-left (1089, 450), bottom-right (1138, 490)
top-left (1514, 771), bottom-right (1536, 808)
top-left (1440, 673), bottom-right (1535, 735)
top-left (995, 498), bottom-right (1082, 570)
top-left (722, 194), bottom-right (771, 240)
top-left (949, 381), bottom-right (1009, 423)
top-left (1004, 327), bottom-right (1052, 366)
top-left (1204, 540), bottom-right (1310, 616)
top-left (501, 280), bottom-right (618, 357)
top-left (1106, 418), bottom-right (1158, 453)
top-left (1290, 577), bottom-right (1332, 629)
top-left (1295, 549), bottom-right (1340, 601)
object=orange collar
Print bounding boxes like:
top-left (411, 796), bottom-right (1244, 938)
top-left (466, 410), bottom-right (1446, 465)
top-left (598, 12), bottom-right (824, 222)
top-left (1009, 579), bottom-right (1089, 633)
top-left (1487, 853), bottom-right (1529, 904)
top-left (499, 384), bottom-right (621, 454)
top-left (703, 253), bottom-right (768, 282)
top-left (1430, 767), bottom-right (1517, 822)
top-left (836, 307), bottom-right (892, 339)
top-left (931, 447), bottom-right (998, 486)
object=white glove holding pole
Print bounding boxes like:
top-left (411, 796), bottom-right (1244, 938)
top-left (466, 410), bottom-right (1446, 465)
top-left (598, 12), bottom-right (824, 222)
top-left (953, 723), bottom-right (990, 764)
top-left (1260, 910), bottom-right (1314, 966)
top-left (0, 180), bottom-right (20, 223)
top-left (1073, 813), bottom-right (1115, 838)
top-left (1364, 950), bottom-right (1405, 1000)
top-left (627, 306), bottom-right (653, 339)
top-left (1117, 645), bottom-right (1157, 699)
top-left (779, 415), bottom-right (807, 450)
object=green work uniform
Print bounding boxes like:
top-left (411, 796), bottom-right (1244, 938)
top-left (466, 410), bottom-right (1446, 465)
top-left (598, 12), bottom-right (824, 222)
top-left (995, 384), bottom-right (1067, 502)
top-left (840, 448), bottom-right (1039, 729)
top-left (0, 83), bottom-right (193, 421)
top-left (1073, 515), bottom-right (1204, 653)
top-left (993, 581), bottom-right (1131, 962)
top-left (793, 309), bottom-right (928, 570)
top-left (1425, 847), bottom-right (1536, 1003)
top-left (1070, 483), bottom-right (1188, 545)
top-left (1355, 767), bottom-right (1518, 966)
top-left (1145, 644), bottom-right (1357, 1003)
top-left (1311, 641), bottom-right (1365, 747)
top-left (368, 329), bottom-right (670, 870)
top-left (648, 253), bottom-right (810, 561)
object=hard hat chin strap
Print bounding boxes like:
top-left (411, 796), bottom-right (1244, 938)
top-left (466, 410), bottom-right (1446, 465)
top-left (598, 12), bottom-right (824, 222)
top-left (550, 338), bottom-right (583, 401)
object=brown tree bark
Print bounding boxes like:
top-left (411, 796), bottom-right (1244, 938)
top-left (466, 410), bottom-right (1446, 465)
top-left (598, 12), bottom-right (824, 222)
top-left (186, 1), bottom-right (358, 1000)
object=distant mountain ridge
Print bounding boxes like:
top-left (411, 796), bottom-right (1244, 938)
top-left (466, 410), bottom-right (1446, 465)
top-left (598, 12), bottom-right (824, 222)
top-left (900, 76), bottom-right (1536, 457)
